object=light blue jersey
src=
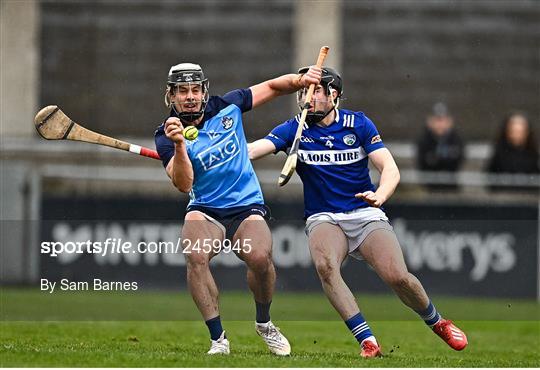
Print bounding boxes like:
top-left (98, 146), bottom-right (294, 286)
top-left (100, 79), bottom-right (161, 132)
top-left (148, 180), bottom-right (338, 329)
top-left (155, 89), bottom-right (264, 209)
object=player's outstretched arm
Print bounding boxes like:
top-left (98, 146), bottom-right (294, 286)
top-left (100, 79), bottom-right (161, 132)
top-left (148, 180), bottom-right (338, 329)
top-left (164, 117), bottom-right (194, 193)
top-left (249, 66), bottom-right (322, 108)
top-left (248, 139), bottom-right (277, 160)
top-left (355, 148), bottom-right (400, 207)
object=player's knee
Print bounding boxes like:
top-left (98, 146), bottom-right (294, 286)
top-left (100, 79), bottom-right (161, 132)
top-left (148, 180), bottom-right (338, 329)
top-left (246, 250), bottom-right (272, 272)
top-left (314, 260), bottom-right (338, 283)
top-left (186, 254), bottom-right (209, 272)
top-left (386, 272), bottom-right (410, 289)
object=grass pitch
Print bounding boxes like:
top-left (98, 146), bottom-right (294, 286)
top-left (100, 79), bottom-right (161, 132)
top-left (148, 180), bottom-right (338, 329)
top-left (1, 289), bottom-right (539, 367)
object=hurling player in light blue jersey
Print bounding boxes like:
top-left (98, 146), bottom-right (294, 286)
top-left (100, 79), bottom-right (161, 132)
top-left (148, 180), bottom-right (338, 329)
top-left (249, 67), bottom-right (468, 357)
top-left (154, 62), bottom-right (321, 356)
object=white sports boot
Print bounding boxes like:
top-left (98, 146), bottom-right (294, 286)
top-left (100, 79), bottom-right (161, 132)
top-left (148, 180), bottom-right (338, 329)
top-left (255, 321), bottom-right (291, 356)
top-left (207, 331), bottom-right (230, 355)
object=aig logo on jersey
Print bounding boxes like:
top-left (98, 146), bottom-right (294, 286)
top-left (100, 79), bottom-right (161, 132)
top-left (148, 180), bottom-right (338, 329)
top-left (197, 131), bottom-right (241, 171)
top-left (343, 134), bottom-right (356, 146)
top-left (221, 116), bottom-right (234, 129)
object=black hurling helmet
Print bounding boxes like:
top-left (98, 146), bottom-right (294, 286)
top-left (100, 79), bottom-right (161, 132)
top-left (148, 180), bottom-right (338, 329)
top-left (165, 63), bottom-right (209, 124)
top-left (297, 66), bottom-right (343, 125)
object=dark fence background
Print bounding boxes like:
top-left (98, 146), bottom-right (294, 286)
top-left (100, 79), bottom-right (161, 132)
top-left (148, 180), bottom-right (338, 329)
top-left (342, 1), bottom-right (540, 139)
top-left (40, 0), bottom-right (540, 142)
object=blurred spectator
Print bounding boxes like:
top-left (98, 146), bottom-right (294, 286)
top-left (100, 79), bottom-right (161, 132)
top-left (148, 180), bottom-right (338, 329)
top-left (416, 102), bottom-right (464, 190)
top-left (486, 112), bottom-right (539, 190)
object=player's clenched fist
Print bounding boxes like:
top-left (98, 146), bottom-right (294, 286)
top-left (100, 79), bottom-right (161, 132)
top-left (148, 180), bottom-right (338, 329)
top-left (298, 65), bottom-right (322, 87)
top-left (165, 117), bottom-right (185, 144)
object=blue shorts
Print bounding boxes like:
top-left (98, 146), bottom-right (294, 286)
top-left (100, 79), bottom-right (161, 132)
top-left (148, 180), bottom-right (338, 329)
top-left (186, 204), bottom-right (271, 240)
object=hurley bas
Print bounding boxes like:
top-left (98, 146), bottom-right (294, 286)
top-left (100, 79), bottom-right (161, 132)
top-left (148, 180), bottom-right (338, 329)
top-left (41, 278), bottom-right (138, 293)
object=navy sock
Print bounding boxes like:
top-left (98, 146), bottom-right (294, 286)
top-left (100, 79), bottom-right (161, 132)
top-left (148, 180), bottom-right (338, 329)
top-left (205, 315), bottom-right (225, 340)
top-left (255, 301), bottom-right (271, 323)
top-left (415, 300), bottom-right (441, 327)
top-left (345, 312), bottom-right (374, 344)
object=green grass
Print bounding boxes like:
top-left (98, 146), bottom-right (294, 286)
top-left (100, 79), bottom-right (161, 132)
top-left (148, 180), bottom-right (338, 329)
top-left (1, 289), bottom-right (539, 367)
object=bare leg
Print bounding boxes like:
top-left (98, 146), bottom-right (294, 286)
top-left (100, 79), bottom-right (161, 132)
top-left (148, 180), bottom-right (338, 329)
top-left (234, 215), bottom-right (275, 304)
top-left (308, 223), bottom-right (360, 320)
top-left (358, 229), bottom-right (470, 351)
top-left (182, 211), bottom-right (223, 320)
top-left (358, 229), bottom-right (429, 311)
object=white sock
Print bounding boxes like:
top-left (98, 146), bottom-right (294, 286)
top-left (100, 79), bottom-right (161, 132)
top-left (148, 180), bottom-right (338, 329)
top-left (361, 335), bottom-right (378, 346)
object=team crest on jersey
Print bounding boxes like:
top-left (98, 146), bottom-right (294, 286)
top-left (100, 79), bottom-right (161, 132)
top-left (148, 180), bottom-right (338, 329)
top-left (221, 116), bottom-right (234, 129)
top-left (371, 135), bottom-right (382, 144)
top-left (343, 134), bottom-right (356, 146)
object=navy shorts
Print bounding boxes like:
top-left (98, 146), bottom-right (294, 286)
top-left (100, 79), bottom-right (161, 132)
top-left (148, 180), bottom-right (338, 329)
top-left (186, 204), bottom-right (271, 240)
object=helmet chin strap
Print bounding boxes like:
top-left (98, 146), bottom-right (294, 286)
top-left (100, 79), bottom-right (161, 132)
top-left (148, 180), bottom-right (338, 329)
top-left (167, 81), bottom-right (209, 125)
top-left (305, 91), bottom-right (339, 125)
top-left (306, 108), bottom-right (334, 125)
top-left (171, 98), bottom-right (205, 126)
top-left (178, 110), bottom-right (204, 126)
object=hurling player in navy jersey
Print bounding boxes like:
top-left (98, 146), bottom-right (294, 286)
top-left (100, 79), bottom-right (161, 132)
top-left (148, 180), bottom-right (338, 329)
top-left (248, 67), bottom-right (468, 358)
top-left (155, 63), bottom-right (321, 355)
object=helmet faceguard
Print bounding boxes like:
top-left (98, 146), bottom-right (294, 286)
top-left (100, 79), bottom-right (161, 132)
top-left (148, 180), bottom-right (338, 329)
top-left (164, 63), bottom-right (209, 125)
top-left (296, 66), bottom-right (343, 125)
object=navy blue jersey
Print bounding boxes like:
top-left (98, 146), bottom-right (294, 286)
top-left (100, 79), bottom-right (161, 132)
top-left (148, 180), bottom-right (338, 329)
top-left (155, 89), bottom-right (265, 208)
top-left (266, 109), bottom-right (385, 217)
